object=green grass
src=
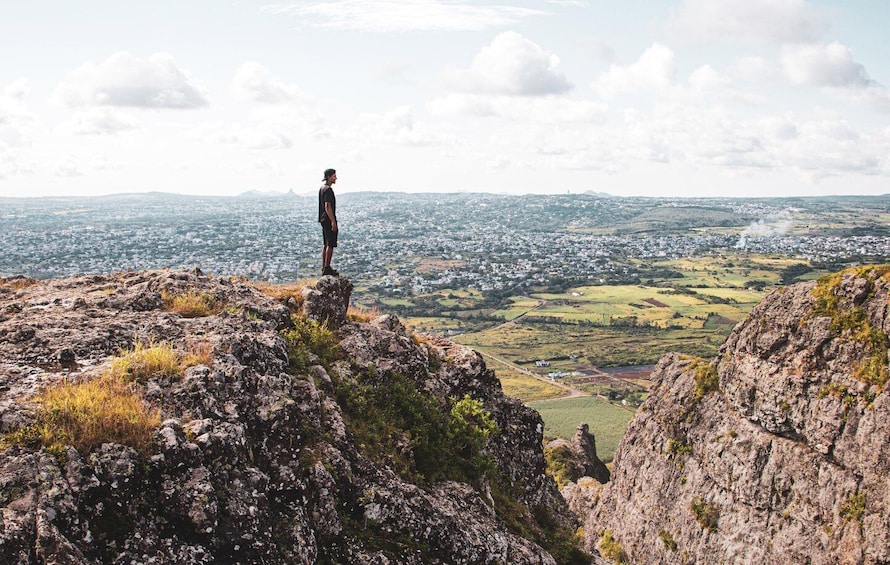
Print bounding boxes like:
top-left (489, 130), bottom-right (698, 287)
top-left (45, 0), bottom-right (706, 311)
top-left (456, 324), bottom-right (724, 369)
top-left (529, 397), bottom-right (635, 462)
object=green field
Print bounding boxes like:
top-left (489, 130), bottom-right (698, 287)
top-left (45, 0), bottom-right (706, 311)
top-left (529, 396), bottom-right (635, 462)
top-left (382, 253), bottom-right (857, 466)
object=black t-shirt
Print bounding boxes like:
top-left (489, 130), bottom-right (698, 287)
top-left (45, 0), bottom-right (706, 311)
top-left (318, 184), bottom-right (336, 224)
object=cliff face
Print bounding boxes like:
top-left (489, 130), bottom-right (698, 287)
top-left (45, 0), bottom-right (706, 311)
top-left (0, 270), bottom-right (580, 564)
top-left (568, 267), bottom-right (890, 564)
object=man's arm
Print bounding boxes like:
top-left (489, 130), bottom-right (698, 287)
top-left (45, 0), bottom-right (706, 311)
top-left (325, 201), bottom-right (338, 231)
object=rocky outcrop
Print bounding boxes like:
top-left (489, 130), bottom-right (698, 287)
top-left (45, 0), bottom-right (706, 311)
top-left (568, 266), bottom-right (890, 564)
top-left (545, 425), bottom-right (610, 487)
top-left (0, 270), bottom-right (581, 564)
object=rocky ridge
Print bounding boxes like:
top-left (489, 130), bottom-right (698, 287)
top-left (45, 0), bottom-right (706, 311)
top-left (0, 270), bottom-right (586, 564)
top-left (567, 266), bottom-right (890, 564)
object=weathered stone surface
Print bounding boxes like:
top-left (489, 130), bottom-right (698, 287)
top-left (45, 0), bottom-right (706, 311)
top-left (0, 269), bottom-right (574, 564)
top-left (568, 268), bottom-right (890, 564)
top-left (302, 275), bottom-right (352, 328)
top-left (569, 424), bottom-right (610, 485)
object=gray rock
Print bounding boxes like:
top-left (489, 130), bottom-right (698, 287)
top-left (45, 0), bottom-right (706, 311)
top-left (571, 268), bottom-right (890, 564)
top-left (0, 269), bottom-right (576, 564)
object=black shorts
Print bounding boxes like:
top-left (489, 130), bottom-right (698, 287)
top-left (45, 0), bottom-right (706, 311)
top-left (321, 222), bottom-right (338, 247)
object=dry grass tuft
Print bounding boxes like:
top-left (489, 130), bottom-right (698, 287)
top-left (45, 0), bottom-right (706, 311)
top-left (2, 375), bottom-right (160, 456)
top-left (347, 305), bottom-right (382, 323)
top-left (110, 341), bottom-right (209, 383)
top-left (0, 276), bottom-right (37, 290)
top-left (252, 280), bottom-right (309, 310)
top-left (162, 290), bottom-right (225, 317)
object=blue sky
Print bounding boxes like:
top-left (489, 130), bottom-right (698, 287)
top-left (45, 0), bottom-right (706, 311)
top-left (1, 0), bottom-right (888, 197)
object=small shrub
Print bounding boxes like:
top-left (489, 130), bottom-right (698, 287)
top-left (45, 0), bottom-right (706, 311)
top-left (690, 497), bottom-right (719, 532)
top-left (2, 376), bottom-right (160, 455)
top-left (667, 438), bottom-right (692, 457)
top-left (334, 371), bottom-right (497, 484)
top-left (598, 530), bottom-right (629, 564)
top-left (162, 290), bottom-right (225, 317)
top-left (690, 358), bottom-right (719, 403)
top-left (840, 492), bottom-right (866, 525)
top-left (281, 315), bottom-right (339, 371)
top-left (449, 395), bottom-right (498, 451)
top-left (659, 529), bottom-right (678, 551)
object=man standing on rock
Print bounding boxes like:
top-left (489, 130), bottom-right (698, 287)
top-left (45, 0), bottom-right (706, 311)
top-left (318, 168), bottom-right (339, 276)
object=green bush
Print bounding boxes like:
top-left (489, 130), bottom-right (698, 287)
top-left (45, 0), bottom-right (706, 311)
top-left (334, 370), bottom-right (497, 484)
top-left (281, 315), bottom-right (339, 371)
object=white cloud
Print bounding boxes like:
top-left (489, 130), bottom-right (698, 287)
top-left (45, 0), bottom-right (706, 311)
top-left (355, 105), bottom-right (450, 147)
top-left (239, 159), bottom-right (284, 176)
top-left (689, 65), bottom-right (732, 91)
top-left (89, 155), bottom-right (124, 172)
top-left (54, 52), bottom-right (208, 109)
top-left (592, 43), bottom-right (675, 100)
top-left (263, 0), bottom-right (547, 32)
top-left (55, 155), bottom-right (85, 177)
top-left (233, 62), bottom-right (307, 104)
top-left (373, 62), bottom-right (417, 86)
top-left (0, 149), bottom-right (36, 180)
top-left (667, 0), bottom-right (827, 44)
top-left (428, 93), bottom-right (606, 123)
top-left (729, 56), bottom-right (781, 85)
top-left (59, 108), bottom-right (141, 136)
top-left (851, 85), bottom-right (890, 113)
top-left (0, 79), bottom-right (38, 147)
top-left (781, 42), bottom-right (871, 88)
top-left (4, 79), bottom-right (30, 101)
top-left (428, 94), bottom-right (496, 117)
top-left (442, 31), bottom-right (572, 96)
top-left (191, 121), bottom-right (295, 150)
top-left (780, 42), bottom-right (890, 112)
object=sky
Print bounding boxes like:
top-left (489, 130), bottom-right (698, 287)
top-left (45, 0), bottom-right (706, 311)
top-left (1, 0), bottom-right (889, 198)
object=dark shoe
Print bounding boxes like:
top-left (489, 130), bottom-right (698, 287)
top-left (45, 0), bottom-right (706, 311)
top-left (322, 266), bottom-right (339, 276)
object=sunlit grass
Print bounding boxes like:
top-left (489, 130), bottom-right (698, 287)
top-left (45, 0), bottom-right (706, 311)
top-left (2, 341), bottom-right (212, 455)
top-left (37, 376), bottom-right (160, 455)
top-left (110, 341), bottom-right (211, 383)
top-left (161, 290), bottom-right (225, 317)
top-left (347, 305), bottom-right (383, 323)
top-left (1, 374), bottom-right (160, 456)
top-left (252, 279), bottom-right (310, 310)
